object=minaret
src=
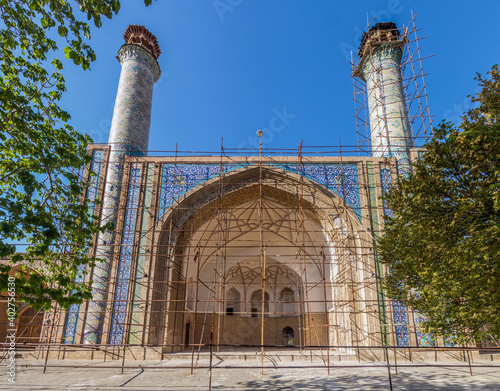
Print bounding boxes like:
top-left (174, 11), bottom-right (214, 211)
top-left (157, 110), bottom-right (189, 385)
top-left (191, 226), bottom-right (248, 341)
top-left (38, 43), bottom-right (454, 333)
top-left (353, 22), bottom-right (411, 166)
top-left (83, 25), bottom-right (161, 344)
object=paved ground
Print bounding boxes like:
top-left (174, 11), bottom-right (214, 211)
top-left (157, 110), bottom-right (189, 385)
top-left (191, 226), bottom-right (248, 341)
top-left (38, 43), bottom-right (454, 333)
top-left (1, 357), bottom-right (500, 390)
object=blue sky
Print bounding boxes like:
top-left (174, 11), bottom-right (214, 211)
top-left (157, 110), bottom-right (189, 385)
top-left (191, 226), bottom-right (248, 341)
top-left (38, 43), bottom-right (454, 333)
top-left (61, 0), bottom-right (500, 155)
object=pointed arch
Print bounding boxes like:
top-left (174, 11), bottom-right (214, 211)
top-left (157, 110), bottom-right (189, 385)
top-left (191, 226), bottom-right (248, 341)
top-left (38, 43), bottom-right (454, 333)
top-left (147, 165), bottom-right (373, 349)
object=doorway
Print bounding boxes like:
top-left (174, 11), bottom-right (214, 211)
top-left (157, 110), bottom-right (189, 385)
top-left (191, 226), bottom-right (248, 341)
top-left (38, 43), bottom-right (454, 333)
top-left (184, 322), bottom-right (190, 348)
top-left (283, 326), bottom-right (294, 346)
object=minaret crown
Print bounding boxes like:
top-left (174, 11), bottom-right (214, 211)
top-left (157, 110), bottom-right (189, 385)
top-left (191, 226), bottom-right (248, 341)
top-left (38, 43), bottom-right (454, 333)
top-left (123, 25), bottom-right (161, 60)
top-left (352, 22), bottom-right (407, 79)
top-left (358, 22), bottom-right (400, 57)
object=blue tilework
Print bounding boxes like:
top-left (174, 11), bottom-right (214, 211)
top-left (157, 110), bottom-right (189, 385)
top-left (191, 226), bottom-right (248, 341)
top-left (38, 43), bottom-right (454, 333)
top-left (18, 302), bottom-right (29, 313)
top-left (64, 150), bottom-right (104, 344)
top-left (415, 312), bottom-right (435, 347)
top-left (392, 300), bottom-right (410, 347)
top-left (83, 148), bottom-right (127, 344)
top-left (128, 163), bottom-right (154, 344)
top-left (380, 168), bottom-right (394, 219)
top-left (158, 163), bottom-right (361, 221)
top-left (109, 164), bottom-right (142, 345)
top-left (109, 46), bottom-right (157, 155)
top-left (275, 163), bottom-right (361, 220)
top-left (443, 336), bottom-right (456, 347)
top-left (82, 44), bottom-right (159, 344)
top-left (85, 151), bottom-right (104, 214)
top-left (380, 166), bottom-right (411, 347)
top-left (397, 158), bottom-right (411, 178)
top-left (158, 164), bottom-right (242, 218)
top-left (361, 45), bottom-right (412, 164)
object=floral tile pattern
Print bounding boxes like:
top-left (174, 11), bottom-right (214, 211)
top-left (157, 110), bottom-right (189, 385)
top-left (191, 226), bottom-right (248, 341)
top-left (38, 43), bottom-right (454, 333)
top-left (109, 164), bottom-right (142, 344)
top-left (415, 312), bottom-right (435, 347)
top-left (380, 165), bottom-right (411, 347)
top-left (64, 150), bottom-right (104, 344)
top-left (158, 163), bottom-right (361, 221)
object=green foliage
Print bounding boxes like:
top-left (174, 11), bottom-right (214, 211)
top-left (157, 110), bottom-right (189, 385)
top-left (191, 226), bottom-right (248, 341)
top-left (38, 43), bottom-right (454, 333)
top-left (378, 65), bottom-right (500, 342)
top-left (0, 0), bottom-right (152, 312)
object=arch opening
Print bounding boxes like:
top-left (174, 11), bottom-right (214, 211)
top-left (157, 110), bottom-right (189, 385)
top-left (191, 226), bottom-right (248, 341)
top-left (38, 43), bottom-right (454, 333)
top-left (150, 168), bottom-right (366, 352)
top-left (283, 326), bottom-right (294, 346)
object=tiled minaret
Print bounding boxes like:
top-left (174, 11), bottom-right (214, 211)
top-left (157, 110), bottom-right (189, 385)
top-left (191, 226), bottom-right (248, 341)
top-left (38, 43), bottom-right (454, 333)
top-left (354, 22), bottom-right (411, 167)
top-left (83, 25), bottom-right (161, 344)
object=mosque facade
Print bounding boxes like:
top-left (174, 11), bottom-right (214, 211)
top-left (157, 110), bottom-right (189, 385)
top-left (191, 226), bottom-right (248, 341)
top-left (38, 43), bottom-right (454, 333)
top-left (6, 22), bottom-right (451, 358)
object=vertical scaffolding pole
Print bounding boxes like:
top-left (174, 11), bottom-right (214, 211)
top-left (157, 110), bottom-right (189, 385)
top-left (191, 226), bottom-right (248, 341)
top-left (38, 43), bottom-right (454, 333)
top-left (258, 131), bottom-right (266, 375)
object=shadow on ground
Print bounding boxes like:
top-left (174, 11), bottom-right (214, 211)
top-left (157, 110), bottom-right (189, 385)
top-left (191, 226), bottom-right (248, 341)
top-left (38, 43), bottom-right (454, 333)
top-left (212, 368), bottom-right (500, 391)
top-left (2, 361), bottom-right (499, 390)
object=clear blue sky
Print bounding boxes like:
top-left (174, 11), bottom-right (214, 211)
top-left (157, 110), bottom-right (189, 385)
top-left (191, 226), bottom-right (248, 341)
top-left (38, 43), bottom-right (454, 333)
top-left (61, 0), bottom-right (500, 155)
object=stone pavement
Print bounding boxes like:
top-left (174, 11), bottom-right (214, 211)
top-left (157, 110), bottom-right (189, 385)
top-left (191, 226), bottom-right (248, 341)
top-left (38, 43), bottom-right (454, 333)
top-left (1, 357), bottom-right (499, 390)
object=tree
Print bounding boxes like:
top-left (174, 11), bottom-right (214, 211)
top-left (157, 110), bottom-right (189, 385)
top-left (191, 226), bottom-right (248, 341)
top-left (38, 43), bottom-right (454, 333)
top-left (378, 65), bottom-right (500, 343)
top-left (0, 0), bottom-right (152, 312)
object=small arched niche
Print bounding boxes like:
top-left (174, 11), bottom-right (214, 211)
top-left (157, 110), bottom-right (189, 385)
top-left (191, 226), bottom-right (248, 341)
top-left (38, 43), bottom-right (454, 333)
top-left (225, 287), bottom-right (240, 316)
top-left (282, 326), bottom-right (294, 346)
top-left (250, 289), bottom-right (269, 318)
top-left (279, 288), bottom-right (297, 315)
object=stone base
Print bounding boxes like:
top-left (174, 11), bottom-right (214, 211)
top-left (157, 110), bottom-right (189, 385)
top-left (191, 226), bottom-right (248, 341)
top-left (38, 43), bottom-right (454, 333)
top-left (27, 345), bottom-right (500, 363)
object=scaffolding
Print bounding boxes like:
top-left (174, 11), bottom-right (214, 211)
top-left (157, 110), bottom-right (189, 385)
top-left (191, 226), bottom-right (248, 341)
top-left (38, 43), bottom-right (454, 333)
top-left (1, 141), bottom-right (499, 391)
top-left (1, 15), bottom-right (499, 391)
top-left (352, 12), bottom-right (434, 156)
